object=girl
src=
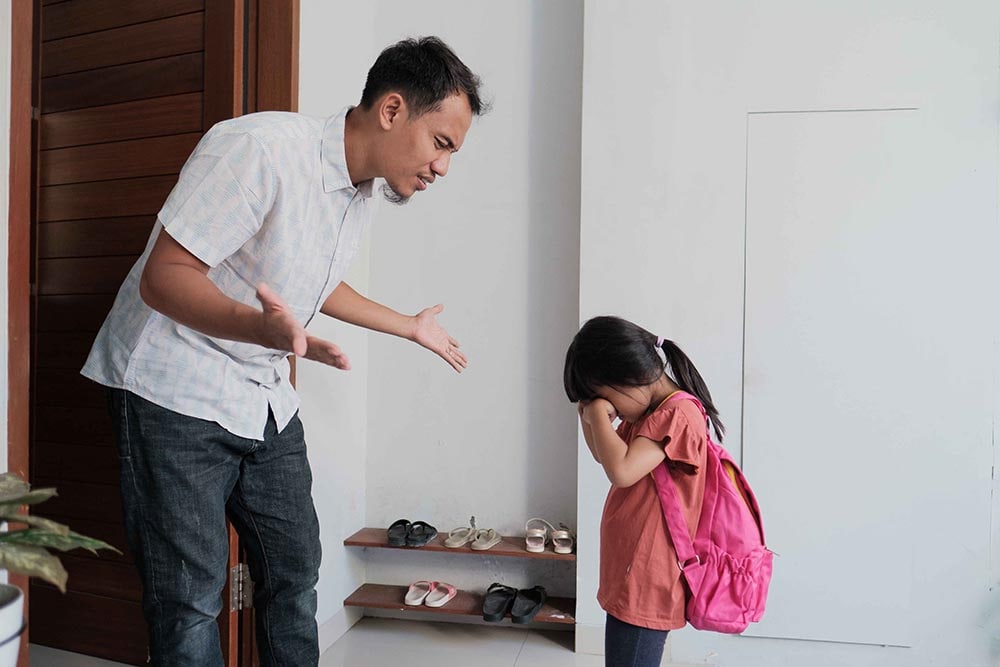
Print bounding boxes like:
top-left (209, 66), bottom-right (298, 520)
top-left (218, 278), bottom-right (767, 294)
top-left (564, 315), bottom-right (725, 667)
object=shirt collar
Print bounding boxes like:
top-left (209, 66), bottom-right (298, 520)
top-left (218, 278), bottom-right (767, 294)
top-left (322, 106), bottom-right (374, 198)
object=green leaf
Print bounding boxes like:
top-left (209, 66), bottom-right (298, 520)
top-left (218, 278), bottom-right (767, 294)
top-left (0, 514), bottom-right (70, 536)
top-left (0, 529), bottom-right (120, 555)
top-left (0, 544), bottom-right (67, 592)
top-left (0, 474), bottom-right (57, 506)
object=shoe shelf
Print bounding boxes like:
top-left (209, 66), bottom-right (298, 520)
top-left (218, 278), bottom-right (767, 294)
top-left (344, 527), bottom-right (576, 562)
top-left (344, 583), bottom-right (576, 625)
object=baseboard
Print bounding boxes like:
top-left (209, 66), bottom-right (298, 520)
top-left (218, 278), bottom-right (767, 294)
top-left (318, 606), bottom-right (364, 654)
top-left (575, 622), bottom-right (603, 655)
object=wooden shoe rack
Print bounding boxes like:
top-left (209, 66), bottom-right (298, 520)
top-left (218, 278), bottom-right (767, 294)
top-left (343, 527), bottom-right (576, 625)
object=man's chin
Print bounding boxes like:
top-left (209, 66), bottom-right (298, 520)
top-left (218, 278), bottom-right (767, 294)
top-left (381, 181), bottom-right (412, 206)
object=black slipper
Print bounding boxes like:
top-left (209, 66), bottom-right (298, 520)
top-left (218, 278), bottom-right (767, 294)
top-left (405, 521), bottom-right (438, 547)
top-left (387, 519), bottom-right (410, 546)
top-left (511, 585), bottom-right (547, 624)
top-left (482, 583), bottom-right (517, 622)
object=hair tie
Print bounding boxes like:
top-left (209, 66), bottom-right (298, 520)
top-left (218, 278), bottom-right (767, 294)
top-left (655, 336), bottom-right (664, 348)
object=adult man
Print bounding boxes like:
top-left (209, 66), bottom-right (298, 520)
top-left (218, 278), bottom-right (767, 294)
top-left (81, 36), bottom-right (485, 666)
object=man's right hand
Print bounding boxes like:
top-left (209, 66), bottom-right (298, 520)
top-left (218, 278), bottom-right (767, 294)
top-left (255, 283), bottom-right (351, 370)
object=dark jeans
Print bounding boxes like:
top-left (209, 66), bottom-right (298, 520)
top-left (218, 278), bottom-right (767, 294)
top-left (605, 614), bottom-right (670, 667)
top-left (108, 389), bottom-right (322, 667)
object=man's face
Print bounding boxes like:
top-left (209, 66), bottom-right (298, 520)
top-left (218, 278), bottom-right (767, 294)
top-left (381, 93), bottom-right (473, 203)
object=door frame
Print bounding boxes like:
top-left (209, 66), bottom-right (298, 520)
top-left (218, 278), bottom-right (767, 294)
top-left (6, 1), bottom-right (300, 664)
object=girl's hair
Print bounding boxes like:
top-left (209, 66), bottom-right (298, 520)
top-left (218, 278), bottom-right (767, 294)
top-left (563, 315), bottom-right (725, 441)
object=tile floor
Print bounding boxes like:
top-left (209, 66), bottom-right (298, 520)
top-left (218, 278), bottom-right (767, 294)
top-left (30, 617), bottom-right (625, 666)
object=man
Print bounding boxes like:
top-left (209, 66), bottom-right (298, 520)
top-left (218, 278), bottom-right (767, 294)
top-left (81, 36), bottom-right (485, 666)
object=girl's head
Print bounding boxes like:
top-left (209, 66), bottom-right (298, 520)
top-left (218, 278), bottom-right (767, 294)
top-left (563, 315), bottom-right (725, 440)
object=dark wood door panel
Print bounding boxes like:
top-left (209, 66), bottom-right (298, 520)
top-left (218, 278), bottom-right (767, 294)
top-left (34, 443), bottom-right (118, 486)
top-left (34, 478), bottom-right (123, 524)
top-left (37, 295), bottom-right (116, 332)
top-left (35, 368), bottom-right (107, 408)
top-left (33, 554), bottom-right (142, 602)
top-left (42, 12), bottom-right (204, 78)
top-left (41, 93), bottom-right (203, 150)
top-left (40, 175), bottom-right (176, 221)
top-left (29, 587), bottom-right (148, 665)
top-left (38, 217), bottom-right (156, 258)
top-left (36, 405), bottom-right (115, 446)
top-left (42, 0), bottom-right (204, 41)
top-left (35, 331), bottom-right (98, 369)
top-left (42, 52), bottom-right (203, 114)
top-left (37, 256), bottom-right (138, 295)
top-left (40, 132), bottom-right (200, 186)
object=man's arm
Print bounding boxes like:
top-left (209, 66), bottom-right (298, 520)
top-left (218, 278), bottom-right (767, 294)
top-left (320, 281), bottom-right (468, 372)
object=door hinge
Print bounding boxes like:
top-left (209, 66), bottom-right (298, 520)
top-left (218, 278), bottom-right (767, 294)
top-left (230, 563), bottom-right (254, 612)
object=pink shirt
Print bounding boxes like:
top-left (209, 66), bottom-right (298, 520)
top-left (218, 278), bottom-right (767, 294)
top-left (598, 394), bottom-right (708, 630)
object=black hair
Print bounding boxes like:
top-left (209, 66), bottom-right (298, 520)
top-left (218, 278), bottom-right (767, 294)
top-left (563, 315), bottom-right (725, 441)
top-left (360, 36), bottom-right (488, 117)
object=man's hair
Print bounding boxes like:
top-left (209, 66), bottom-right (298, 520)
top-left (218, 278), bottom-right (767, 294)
top-left (360, 36), bottom-right (487, 117)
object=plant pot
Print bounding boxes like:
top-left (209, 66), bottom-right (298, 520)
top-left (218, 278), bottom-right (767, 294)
top-left (0, 584), bottom-right (24, 667)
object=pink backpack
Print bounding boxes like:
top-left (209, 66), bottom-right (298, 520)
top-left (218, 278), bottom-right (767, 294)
top-left (651, 392), bottom-right (773, 634)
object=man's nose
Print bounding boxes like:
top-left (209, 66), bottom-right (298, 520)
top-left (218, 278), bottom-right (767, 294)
top-left (431, 152), bottom-right (451, 178)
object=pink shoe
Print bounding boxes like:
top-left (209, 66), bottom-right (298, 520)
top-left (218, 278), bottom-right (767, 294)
top-left (404, 580), bottom-right (437, 606)
top-left (424, 582), bottom-right (457, 608)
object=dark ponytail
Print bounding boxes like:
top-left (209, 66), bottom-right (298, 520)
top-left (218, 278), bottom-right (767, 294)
top-left (564, 315), bottom-right (725, 441)
top-left (658, 339), bottom-right (725, 441)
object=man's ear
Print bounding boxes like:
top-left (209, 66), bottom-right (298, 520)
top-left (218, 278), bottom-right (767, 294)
top-left (378, 93), bottom-right (406, 130)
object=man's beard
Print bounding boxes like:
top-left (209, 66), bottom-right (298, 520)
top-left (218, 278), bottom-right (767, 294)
top-left (381, 181), bottom-right (411, 206)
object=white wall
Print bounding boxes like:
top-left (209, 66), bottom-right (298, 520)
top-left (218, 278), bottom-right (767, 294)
top-left (580, 1), bottom-right (999, 665)
top-left (296, 0), bottom-right (376, 648)
top-left (363, 0), bottom-right (583, 599)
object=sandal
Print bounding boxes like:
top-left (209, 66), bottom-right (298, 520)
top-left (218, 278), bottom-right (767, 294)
top-left (387, 519), bottom-right (411, 547)
top-left (404, 580), bottom-right (436, 606)
top-left (551, 523), bottom-right (575, 554)
top-left (482, 582), bottom-right (517, 622)
top-left (524, 518), bottom-right (555, 553)
top-left (511, 585), bottom-right (548, 624)
top-left (444, 516), bottom-right (477, 548)
top-left (470, 528), bottom-right (501, 551)
top-left (405, 521), bottom-right (438, 548)
top-left (424, 582), bottom-right (457, 608)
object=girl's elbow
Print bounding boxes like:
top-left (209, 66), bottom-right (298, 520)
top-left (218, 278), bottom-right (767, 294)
top-left (605, 469), bottom-right (641, 488)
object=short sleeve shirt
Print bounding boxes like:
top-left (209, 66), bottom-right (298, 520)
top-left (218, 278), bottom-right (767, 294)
top-left (81, 108), bottom-right (375, 439)
top-left (597, 394), bottom-right (709, 630)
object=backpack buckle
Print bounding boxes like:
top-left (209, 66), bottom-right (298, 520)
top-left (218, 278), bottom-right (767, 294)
top-left (678, 555), bottom-right (700, 571)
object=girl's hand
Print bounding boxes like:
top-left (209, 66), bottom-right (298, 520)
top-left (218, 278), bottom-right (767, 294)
top-left (582, 398), bottom-right (617, 426)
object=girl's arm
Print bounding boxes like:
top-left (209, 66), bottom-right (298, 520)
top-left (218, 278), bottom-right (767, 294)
top-left (583, 399), bottom-right (666, 488)
top-left (577, 403), bottom-right (602, 464)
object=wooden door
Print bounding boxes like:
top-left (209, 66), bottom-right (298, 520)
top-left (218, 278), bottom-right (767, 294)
top-left (29, 1), bottom-right (244, 664)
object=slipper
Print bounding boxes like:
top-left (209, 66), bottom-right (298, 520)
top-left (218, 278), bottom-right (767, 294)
top-left (525, 518), bottom-right (555, 553)
top-left (470, 528), bottom-right (501, 551)
top-left (424, 582), bottom-right (457, 608)
top-left (405, 521), bottom-right (438, 547)
top-left (387, 519), bottom-right (410, 547)
top-left (444, 516), bottom-right (477, 548)
top-left (482, 582), bottom-right (517, 622)
top-left (404, 580), bottom-right (436, 606)
top-left (552, 523), bottom-right (575, 554)
top-left (511, 585), bottom-right (548, 624)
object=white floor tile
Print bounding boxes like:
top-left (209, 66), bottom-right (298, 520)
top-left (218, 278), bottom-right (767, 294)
top-left (29, 645), bottom-right (130, 667)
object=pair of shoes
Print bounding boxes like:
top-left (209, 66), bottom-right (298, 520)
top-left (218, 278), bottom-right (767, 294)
top-left (525, 518), bottom-right (574, 554)
top-left (445, 516), bottom-right (502, 551)
top-left (387, 519), bottom-right (438, 548)
top-left (404, 580), bottom-right (457, 608)
top-left (481, 583), bottom-right (548, 624)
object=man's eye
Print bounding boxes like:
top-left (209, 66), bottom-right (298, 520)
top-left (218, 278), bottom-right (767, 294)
top-left (435, 139), bottom-right (445, 149)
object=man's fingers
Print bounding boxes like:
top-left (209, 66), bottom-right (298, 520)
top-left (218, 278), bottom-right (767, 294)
top-left (292, 331), bottom-right (307, 357)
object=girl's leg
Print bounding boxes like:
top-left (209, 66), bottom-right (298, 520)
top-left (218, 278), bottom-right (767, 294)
top-left (605, 613), bottom-right (669, 667)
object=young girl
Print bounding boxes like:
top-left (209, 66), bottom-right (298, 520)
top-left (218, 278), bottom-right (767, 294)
top-left (564, 315), bottom-right (725, 667)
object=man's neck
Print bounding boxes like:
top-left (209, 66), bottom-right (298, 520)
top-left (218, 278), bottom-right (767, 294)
top-left (343, 106), bottom-right (378, 186)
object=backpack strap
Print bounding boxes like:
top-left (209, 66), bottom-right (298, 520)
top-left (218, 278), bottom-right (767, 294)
top-left (653, 392), bottom-right (706, 573)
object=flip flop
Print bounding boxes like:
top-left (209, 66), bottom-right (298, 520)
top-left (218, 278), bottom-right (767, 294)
top-left (525, 518), bottom-right (555, 553)
top-left (424, 582), bottom-right (457, 608)
top-left (405, 521), bottom-right (438, 547)
top-left (511, 585), bottom-right (548, 624)
top-left (404, 580), bottom-right (436, 606)
top-left (444, 516), bottom-right (477, 548)
top-left (482, 583), bottom-right (517, 622)
top-left (552, 523), bottom-right (575, 554)
top-left (470, 527), bottom-right (501, 551)
top-left (387, 519), bottom-right (411, 547)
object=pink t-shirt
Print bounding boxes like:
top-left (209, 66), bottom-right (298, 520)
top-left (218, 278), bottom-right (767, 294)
top-left (597, 394), bottom-right (708, 630)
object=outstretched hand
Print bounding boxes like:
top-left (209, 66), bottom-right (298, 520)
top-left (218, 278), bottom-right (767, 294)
top-left (256, 283), bottom-right (350, 370)
top-left (411, 304), bottom-right (467, 373)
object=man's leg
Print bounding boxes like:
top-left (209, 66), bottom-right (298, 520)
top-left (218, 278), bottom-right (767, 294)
top-left (108, 389), bottom-right (244, 667)
top-left (226, 412), bottom-right (322, 667)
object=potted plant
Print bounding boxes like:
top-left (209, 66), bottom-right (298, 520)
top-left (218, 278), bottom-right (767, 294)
top-left (0, 472), bottom-right (119, 666)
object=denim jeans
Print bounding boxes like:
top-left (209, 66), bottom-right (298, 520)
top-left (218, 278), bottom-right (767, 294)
top-left (108, 389), bottom-right (321, 667)
top-left (605, 614), bottom-right (669, 667)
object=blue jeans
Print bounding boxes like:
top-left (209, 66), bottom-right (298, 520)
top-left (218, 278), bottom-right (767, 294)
top-left (605, 614), bottom-right (669, 667)
top-left (108, 389), bottom-right (321, 667)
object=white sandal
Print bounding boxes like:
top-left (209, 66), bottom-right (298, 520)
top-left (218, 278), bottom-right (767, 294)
top-left (525, 518), bottom-right (555, 553)
top-left (470, 527), bottom-right (501, 551)
top-left (444, 516), bottom-right (477, 548)
top-left (551, 523), bottom-right (575, 554)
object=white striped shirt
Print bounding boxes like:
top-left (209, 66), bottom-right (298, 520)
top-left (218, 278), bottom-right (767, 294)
top-left (82, 107), bottom-right (376, 439)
